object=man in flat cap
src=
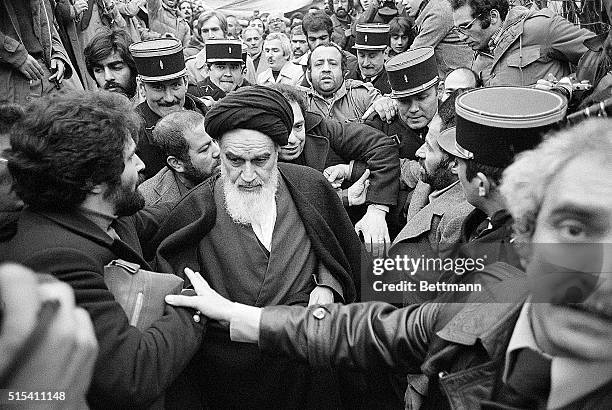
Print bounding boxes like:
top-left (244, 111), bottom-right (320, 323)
top-left (150, 86), bottom-right (362, 408)
top-left (188, 38), bottom-right (250, 102)
top-left (131, 38), bottom-right (208, 180)
top-left (348, 23), bottom-right (392, 94)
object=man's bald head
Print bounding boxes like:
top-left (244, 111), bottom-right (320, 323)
top-left (441, 68), bottom-right (480, 101)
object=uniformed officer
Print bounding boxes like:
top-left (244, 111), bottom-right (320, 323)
top-left (366, 47), bottom-right (439, 160)
top-left (350, 23), bottom-right (392, 95)
top-left (438, 86), bottom-right (568, 268)
top-left (131, 38), bottom-right (208, 179)
top-left (188, 38), bottom-right (251, 102)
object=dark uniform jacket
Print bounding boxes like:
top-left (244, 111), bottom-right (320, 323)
top-left (187, 76), bottom-right (252, 101)
top-left (257, 265), bottom-right (612, 409)
top-left (134, 94), bottom-right (208, 180)
top-left (348, 68), bottom-right (392, 95)
top-left (366, 115), bottom-right (426, 159)
top-left (0, 206), bottom-right (204, 409)
top-left (292, 110), bottom-right (399, 207)
top-left (453, 208), bottom-right (522, 269)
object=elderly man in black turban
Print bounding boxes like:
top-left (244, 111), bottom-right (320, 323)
top-left (148, 85), bottom-right (363, 408)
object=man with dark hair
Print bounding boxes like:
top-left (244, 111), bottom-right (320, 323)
top-left (0, 91), bottom-right (204, 409)
top-left (289, 25), bottom-right (309, 63)
top-left (449, 0), bottom-right (594, 86)
top-left (388, 16), bottom-right (413, 56)
top-left (440, 87), bottom-right (567, 269)
top-left (139, 110), bottom-right (220, 205)
top-left (271, 83), bottom-right (399, 251)
top-left (299, 11), bottom-right (359, 80)
top-left (150, 85), bottom-right (362, 408)
top-left (329, 0), bottom-right (355, 50)
top-left (84, 28), bottom-right (138, 99)
top-left (131, 38), bottom-right (208, 179)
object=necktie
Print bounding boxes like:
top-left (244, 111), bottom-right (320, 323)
top-left (506, 348), bottom-right (552, 402)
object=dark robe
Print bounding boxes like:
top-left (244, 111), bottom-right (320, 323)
top-left (149, 164), bottom-right (364, 409)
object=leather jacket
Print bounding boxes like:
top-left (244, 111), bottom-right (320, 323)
top-left (259, 263), bottom-right (529, 409)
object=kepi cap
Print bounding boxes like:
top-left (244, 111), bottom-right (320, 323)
top-left (449, 87), bottom-right (567, 168)
top-left (385, 47), bottom-right (438, 98)
top-left (130, 38), bottom-right (186, 82)
top-left (355, 24), bottom-right (390, 51)
top-left (206, 39), bottom-right (243, 64)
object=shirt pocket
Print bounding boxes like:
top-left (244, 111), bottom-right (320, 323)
top-left (506, 45), bottom-right (542, 68)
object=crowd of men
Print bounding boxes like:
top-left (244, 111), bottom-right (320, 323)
top-left (1, 0), bottom-right (612, 409)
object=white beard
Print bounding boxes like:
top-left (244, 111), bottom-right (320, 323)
top-left (221, 166), bottom-right (279, 226)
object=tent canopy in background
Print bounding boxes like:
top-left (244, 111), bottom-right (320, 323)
top-left (203, 0), bottom-right (317, 18)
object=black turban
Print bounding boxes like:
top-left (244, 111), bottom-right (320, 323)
top-left (204, 85), bottom-right (294, 146)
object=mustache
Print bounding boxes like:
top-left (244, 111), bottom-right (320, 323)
top-left (156, 100), bottom-right (180, 107)
top-left (104, 81), bottom-right (126, 91)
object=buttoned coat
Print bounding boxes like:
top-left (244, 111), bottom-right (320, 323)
top-left (0, 206), bottom-right (204, 409)
top-left (390, 181), bottom-right (474, 259)
top-left (475, 7), bottom-right (594, 86)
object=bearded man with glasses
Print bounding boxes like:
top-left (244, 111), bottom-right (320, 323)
top-left (449, 0), bottom-right (594, 86)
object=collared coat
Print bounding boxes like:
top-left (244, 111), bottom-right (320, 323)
top-left (257, 61), bottom-right (304, 86)
top-left (474, 6), bottom-right (594, 87)
top-left (0, 0), bottom-right (73, 104)
top-left (390, 181), bottom-right (474, 259)
top-left (306, 78), bottom-right (382, 123)
top-left (138, 166), bottom-right (185, 205)
top-left (256, 268), bottom-right (612, 410)
top-left (411, 0), bottom-right (473, 80)
top-left (0, 206), bottom-right (204, 409)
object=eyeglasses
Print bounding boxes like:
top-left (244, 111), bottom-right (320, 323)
top-left (453, 13), bottom-right (483, 34)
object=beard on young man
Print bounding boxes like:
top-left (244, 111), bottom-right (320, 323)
top-left (221, 165), bottom-right (279, 226)
top-left (103, 77), bottom-right (137, 99)
top-left (418, 156), bottom-right (456, 191)
top-left (106, 175), bottom-right (146, 216)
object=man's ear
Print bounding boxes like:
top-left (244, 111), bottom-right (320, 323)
top-left (138, 80), bottom-right (146, 96)
top-left (450, 157), bottom-right (459, 175)
top-left (166, 156), bottom-right (185, 173)
top-left (90, 184), bottom-right (104, 194)
top-left (490, 9), bottom-right (501, 26)
top-left (476, 172), bottom-right (491, 197)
